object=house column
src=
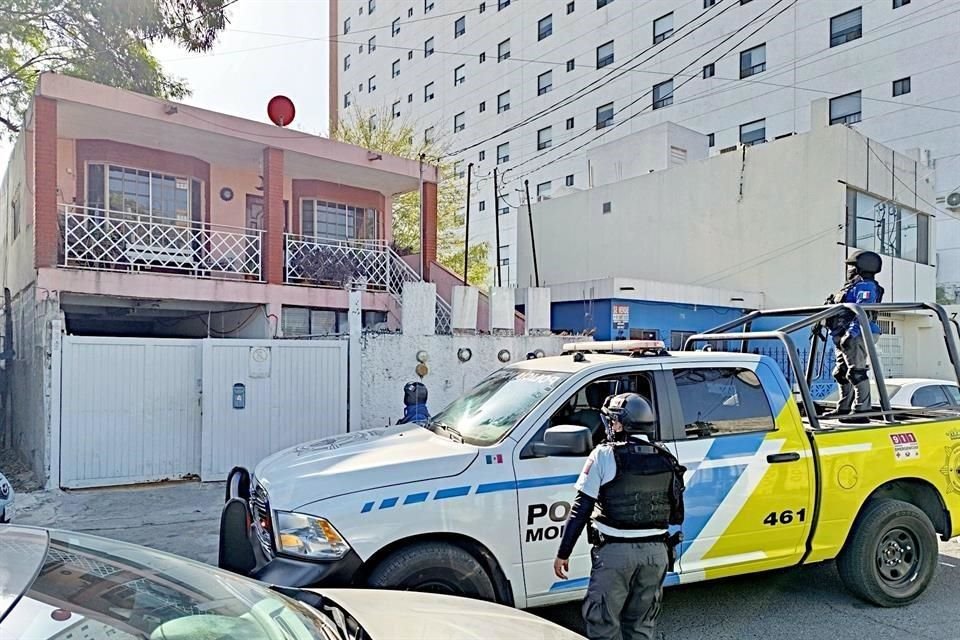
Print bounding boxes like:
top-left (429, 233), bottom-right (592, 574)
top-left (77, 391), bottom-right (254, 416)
top-left (422, 180), bottom-right (438, 281)
top-left (34, 97), bottom-right (58, 269)
top-left (262, 147), bottom-right (285, 284)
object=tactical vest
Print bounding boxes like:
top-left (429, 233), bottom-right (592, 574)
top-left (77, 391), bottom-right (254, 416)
top-left (826, 277), bottom-right (885, 334)
top-left (594, 440), bottom-right (686, 531)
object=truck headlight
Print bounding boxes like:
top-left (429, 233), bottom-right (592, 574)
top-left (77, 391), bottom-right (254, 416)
top-left (274, 511), bottom-right (350, 560)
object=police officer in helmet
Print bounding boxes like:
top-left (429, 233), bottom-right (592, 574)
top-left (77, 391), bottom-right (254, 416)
top-left (824, 250), bottom-right (884, 424)
top-left (554, 393), bottom-right (685, 640)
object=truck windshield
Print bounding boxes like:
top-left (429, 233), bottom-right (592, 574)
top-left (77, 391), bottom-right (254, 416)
top-left (429, 368), bottom-right (570, 446)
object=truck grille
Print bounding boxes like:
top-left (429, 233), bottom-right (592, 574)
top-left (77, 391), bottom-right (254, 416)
top-left (250, 481), bottom-right (275, 560)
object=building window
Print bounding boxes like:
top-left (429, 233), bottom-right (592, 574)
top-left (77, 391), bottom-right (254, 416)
top-left (739, 43), bottom-right (766, 78)
top-left (498, 246), bottom-right (509, 266)
top-left (368, 0), bottom-right (376, 13)
top-left (707, 132), bottom-right (715, 147)
top-left (566, 117), bottom-right (575, 129)
top-left (480, 2), bottom-right (486, 13)
top-left (408, 93), bottom-right (413, 102)
top-left (739, 118), bottom-right (765, 145)
top-left (565, 174), bottom-right (574, 186)
top-left (830, 7), bottom-right (862, 48)
top-left (87, 164), bottom-right (199, 222)
top-left (479, 150), bottom-right (486, 161)
top-left (479, 101), bottom-right (486, 112)
top-left (597, 0), bottom-right (613, 7)
top-left (369, 114), bottom-right (378, 130)
top-left (498, 205), bottom-right (509, 216)
top-left (368, 75), bottom-right (376, 91)
top-left (454, 64), bottom-right (466, 86)
top-left (703, 63), bottom-right (715, 78)
top-left (566, 59), bottom-right (575, 72)
top-left (343, 91), bottom-right (352, 108)
top-left (480, 52), bottom-right (486, 63)
top-left (424, 82), bottom-right (435, 102)
top-left (368, 36), bottom-right (376, 52)
top-left (455, 16), bottom-right (466, 38)
top-left (425, 0), bottom-right (434, 12)
top-left (454, 112), bottom-right (465, 132)
top-left (479, 200), bottom-right (486, 212)
top-left (538, 14), bottom-right (553, 41)
top-left (392, 101), bottom-right (400, 118)
top-left (300, 199), bottom-right (379, 242)
top-left (653, 12), bottom-right (674, 44)
top-left (344, 17), bottom-right (350, 33)
top-left (392, 17), bottom-right (400, 36)
top-left (538, 70), bottom-right (553, 95)
top-left (344, 54), bottom-right (351, 70)
top-left (567, 2), bottom-right (575, 14)
top-left (498, 0), bottom-right (510, 10)
top-left (653, 79), bottom-right (673, 109)
top-left (498, 90), bottom-right (510, 113)
top-left (408, 7), bottom-right (414, 17)
top-left (846, 188), bottom-right (929, 264)
top-left (894, 0), bottom-right (909, 7)
top-left (536, 181), bottom-right (552, 200)
top-left (596, 102), bottom-right (614, 129)
top-left (704, 0), bottom-right (717, 6)
top-left (392, 59), bottom-right (400, 77)
top-left (893, 77), bottom-right (911, 96)
top-left (602, 201), bottom-right (612, 214)
top-left (830, 91), bottom-right (862, 125)
top-left (424, 127), bottom-right (434, 143)
top-left (424, 37), bottom-right (434, 57)
top-left (497, 142), bottom-right (510, 164)
top-left (498, 38), bottom-right (511, 62)
top-left (454, 161), bottom-right (465, 178)
top-left (596, 41), bottom-right (614, 69)
top-left (537, 126), bottom-right (552, 150)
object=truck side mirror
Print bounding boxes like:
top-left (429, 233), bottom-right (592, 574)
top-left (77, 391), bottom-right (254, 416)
top-left (531, 425), bottom-right (593, 457)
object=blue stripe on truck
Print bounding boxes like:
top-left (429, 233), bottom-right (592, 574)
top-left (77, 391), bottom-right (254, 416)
top-left (359, 475), bottom-right (580, 512)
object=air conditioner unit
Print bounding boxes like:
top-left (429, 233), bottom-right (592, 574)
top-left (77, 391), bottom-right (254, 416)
top-left (946, 191), bottom-right (960, 211)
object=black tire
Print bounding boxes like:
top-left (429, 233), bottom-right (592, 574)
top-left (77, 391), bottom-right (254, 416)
top-left (837, 498), bottom-right (938, 607)
top-left (366, 542), bottom-right (497, 601)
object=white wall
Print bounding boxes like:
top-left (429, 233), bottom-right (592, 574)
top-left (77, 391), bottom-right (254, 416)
top-left (0, 115), bottom-right (37, 297)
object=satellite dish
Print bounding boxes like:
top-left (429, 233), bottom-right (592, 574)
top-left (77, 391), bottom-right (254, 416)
top-left (267, 96), bottom-right (296, 127)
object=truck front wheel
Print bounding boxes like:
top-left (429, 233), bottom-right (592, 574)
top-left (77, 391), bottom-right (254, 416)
top-left (837, 498), bottom-right (938, 607)
top-left (366, 542), bottom-right (498, 601)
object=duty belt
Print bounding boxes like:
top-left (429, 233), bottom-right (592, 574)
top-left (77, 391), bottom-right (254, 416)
top-left (588, 526), bottom-right (684, 572)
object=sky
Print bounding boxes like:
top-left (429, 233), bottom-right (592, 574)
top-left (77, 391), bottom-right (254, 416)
top-left (0, 0), bottom-right (331, 166)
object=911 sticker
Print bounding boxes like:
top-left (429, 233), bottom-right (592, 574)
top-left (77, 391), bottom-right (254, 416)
top-left (890, 432), bottom-right (919, 460)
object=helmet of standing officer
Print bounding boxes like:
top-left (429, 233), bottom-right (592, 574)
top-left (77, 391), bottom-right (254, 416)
top-left (845, 250), bottom-right (882, 278)
top-left (601, 393), bottom-right (656, 439)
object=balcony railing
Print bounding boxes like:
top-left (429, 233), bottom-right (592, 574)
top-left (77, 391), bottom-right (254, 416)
top-left (285, 234), bottom-right (390, 290)
top-left (60, 205), bottom-right (263, 280)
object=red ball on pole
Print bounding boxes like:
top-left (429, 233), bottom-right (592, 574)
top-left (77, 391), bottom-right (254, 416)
top-left (267, 96), bottom-right (296, 127)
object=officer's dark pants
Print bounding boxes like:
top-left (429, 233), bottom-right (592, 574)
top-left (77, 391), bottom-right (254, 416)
top-left (833, 334), bottom-right (877, 413)
top-left (582, 541), bottom-right (669, 640)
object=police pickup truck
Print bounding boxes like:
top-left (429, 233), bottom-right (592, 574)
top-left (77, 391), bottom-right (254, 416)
top-left (219, 302), bottom-right (960, 609)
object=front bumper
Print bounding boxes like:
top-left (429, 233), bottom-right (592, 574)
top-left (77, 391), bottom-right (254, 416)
top-left (219, 466), bottom-right (362, 588)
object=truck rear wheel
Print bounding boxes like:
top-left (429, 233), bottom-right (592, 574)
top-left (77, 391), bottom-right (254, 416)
top-left (366, 542), bottom-right (497, 601)
top-left (837, 498), bottom-right (938, 607)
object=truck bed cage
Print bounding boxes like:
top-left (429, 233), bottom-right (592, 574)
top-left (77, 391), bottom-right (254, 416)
top-left (682, 303), bottom-right (960, 431)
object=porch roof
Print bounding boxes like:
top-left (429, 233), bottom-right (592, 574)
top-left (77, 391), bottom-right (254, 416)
top-left (36, 73), bottom-right (437, 195)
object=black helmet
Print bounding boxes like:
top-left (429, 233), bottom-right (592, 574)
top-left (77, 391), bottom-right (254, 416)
top-left (845, 249), bottom-right (882, 276)
top-left (403, 381), bottom-right (427, 406)
top-left (601, 393), bottom-right (656, 433)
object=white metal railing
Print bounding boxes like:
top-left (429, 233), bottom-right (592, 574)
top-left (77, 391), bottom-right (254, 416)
top-left (60, 205), bottom-right (263, 280)
top-left (285, 234), bottom-right (390, 289)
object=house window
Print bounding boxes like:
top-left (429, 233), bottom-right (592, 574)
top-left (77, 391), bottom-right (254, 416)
top-left (392, 59), bottom-right (400, 77)
top-left (707, 132), bottom-right (715, 147)
top-left (596, 41), bottom-right (614, 69)
top-left (479, 150), bottom-right (486, 161)
top-left (455, 16), bottom-right (466, 38)
top-left (498, 38), bottom-right (511, 62)
top-left (344, 54), bottom-right (351, 70)
top-left (425, 0), bottom-right (434, 12)
top-left (498, 90), bottom-right (510, 113)
top-left (673, 368), bottom-right (775, 438)
top-left (894, 0), bottom-right (910, 7)
top-left (90, 164), bottom-right (200, 220)
top-left (537, 126), bottom-right (552, 150)
top-left (739, 43), bottom-right (766, 78)
top-left (566, 59), bottom-right (575, 72)
top-left (424, 37), bottom-right (434, 57)
top-left (567, 2), bottom-right (575, 14)
top-left (893, 77), bottom-right (911, 96)
top-left (392, 18), bottom-right (400, 36)
top-left (392, 101), bottom-right (400, 118)
top-left (597, 0), bottom-right (613, 7)
top-left (602, 201), bottom-right (612, 214)
top-left (497, 142), bottom-right (510, 164)
top-left (536, 181), bottom-right (552, 200)
top-left (830, 91), bottom-right (862, 125)
top-left (479, 101), bottom-right (486, 112)
top-left (498, 0), bottom-right (510, 9)
top-left (368, 75), bottom-right (376, 91)
top-left (301, 199), bottom-right (379, 241)
top-left (368, 36), bottom-right (376, 52)
top-left (454, 112), bottom-right (465, 132)
top-left (739, 118), bottom-right (765, 145)
top-left (538, 14), bottom-right (553, 41)
top-left (565, 174), bottom-right (574, 186)
top-left (846, 187), bottom-right (928, 264)
top-left (344, 17), bottom-right (350, 33)
top-left (566, 117), bottom-right (575, 129)
top-left (653, 79), bottom-right (673, 109)
top-left (424, 82), bottom-right (435, 102)
top-left (424, 127), bottom-right (434, 143)
top-left (343, 92), bottom-right (352, 108)
top-left (596, 102), bottom-right (614, 129)
top-left (368, 0), bottom-right (376, 13)
top-left (830, 7), bottom-right (862, 47)
top-left (479, 200), bottom-right (486, 212)
top-left (703, 63), bottom-right (715, 78)
top-left (538, 70), bottom-right (553, 95)
top-left (653, 12), bottom-right (674, 44)
top-left (454, 64), bottom-right (466, 86)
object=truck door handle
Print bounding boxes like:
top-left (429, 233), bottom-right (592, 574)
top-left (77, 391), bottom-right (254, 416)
top-left (767, 452), bottom-right (801, 464)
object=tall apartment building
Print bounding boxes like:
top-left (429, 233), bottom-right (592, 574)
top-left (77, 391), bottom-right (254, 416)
top-left (332, 0), bottom-right (960, 288)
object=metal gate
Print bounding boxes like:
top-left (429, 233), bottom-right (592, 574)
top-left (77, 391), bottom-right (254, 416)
top-left (60, 336), bottom-right (202, 488)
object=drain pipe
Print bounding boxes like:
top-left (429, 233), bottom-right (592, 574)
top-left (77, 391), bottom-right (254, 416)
top-left (418, 154), bottom-right (425, 279)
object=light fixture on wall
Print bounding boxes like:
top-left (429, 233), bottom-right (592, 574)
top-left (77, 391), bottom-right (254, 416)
top-left (416, 350), bottom-right (429, 363)
top-left (457, 347), bottom-right (472, 362)
top-left (497, 349), bottom-right (511, 363)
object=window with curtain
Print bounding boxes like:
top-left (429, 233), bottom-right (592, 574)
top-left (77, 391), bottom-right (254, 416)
top-left (87, 163), bottom-right (199, 222)
top-left (300, 199), bottom-right (379, 241)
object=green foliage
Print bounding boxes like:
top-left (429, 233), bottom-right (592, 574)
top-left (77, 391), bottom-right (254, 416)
top-left (334, 106), bottom-right (491, 288)
top-left (0, 0), bottom-right (232, 134)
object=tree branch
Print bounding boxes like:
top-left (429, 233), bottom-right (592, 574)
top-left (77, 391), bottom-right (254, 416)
top-left (0, 114), bottom-right (20, 134)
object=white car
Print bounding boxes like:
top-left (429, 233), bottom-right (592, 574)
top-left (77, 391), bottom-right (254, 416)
top-left (0, 525), bottom-right (583, 640)
top-left (0, 471), bottom-right (12, 523)
top-left (824, 378), bottom-right (960, 409)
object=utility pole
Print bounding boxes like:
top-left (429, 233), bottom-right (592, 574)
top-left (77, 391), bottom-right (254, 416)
top-left (493, 168), bottom-right (502, 287)
top-left (524, 179), bottom-right (540, 288)
top-left (463, 163), bottom-right (473, 285)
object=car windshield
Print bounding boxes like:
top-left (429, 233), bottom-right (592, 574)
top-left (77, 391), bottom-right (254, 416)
top-left (0, 526), bottom-right (347, 640)
top-left (429, 368), bottom-right (570, 445)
